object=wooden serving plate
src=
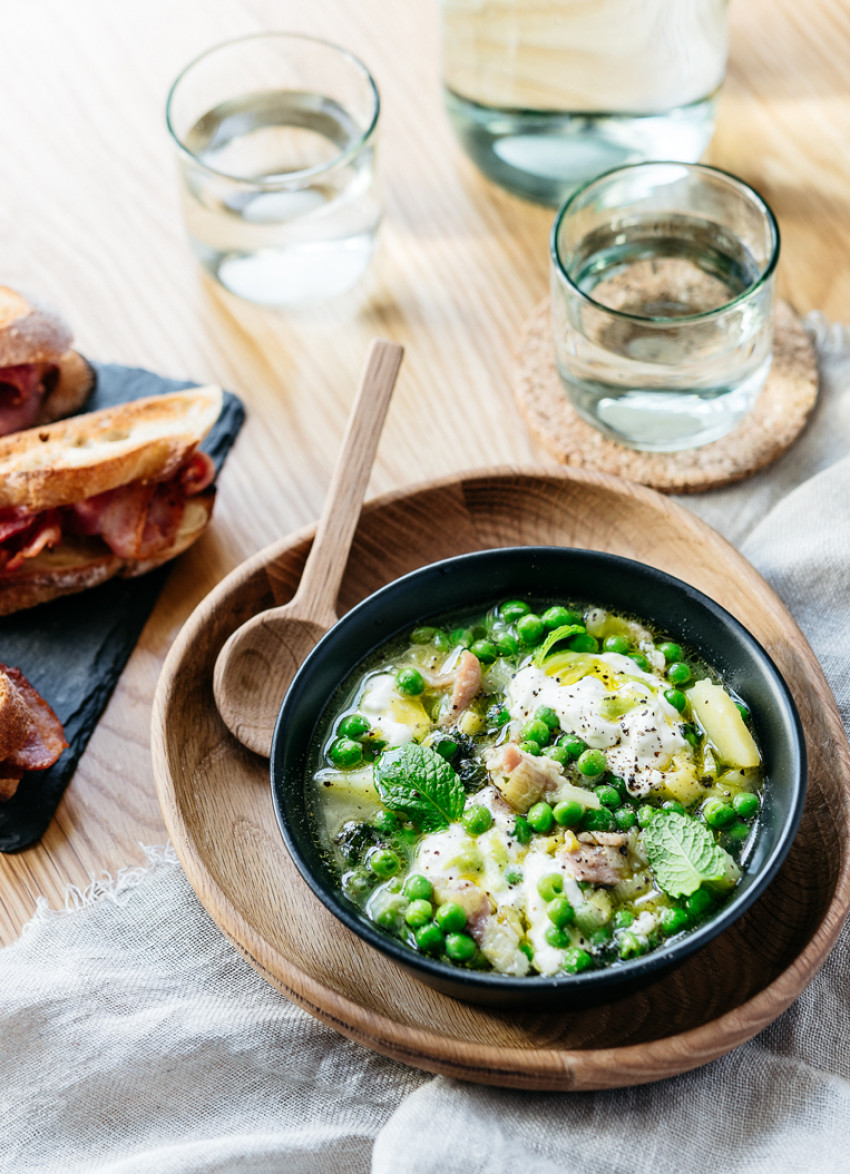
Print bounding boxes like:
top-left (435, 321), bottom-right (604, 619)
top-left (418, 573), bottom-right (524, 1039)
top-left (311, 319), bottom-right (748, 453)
top-left (152, 468), bottom-right (850, 1091)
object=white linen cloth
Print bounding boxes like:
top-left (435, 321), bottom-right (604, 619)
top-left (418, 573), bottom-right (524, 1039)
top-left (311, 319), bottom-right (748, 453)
top-left (2, 315), bottom-right (850, 1174)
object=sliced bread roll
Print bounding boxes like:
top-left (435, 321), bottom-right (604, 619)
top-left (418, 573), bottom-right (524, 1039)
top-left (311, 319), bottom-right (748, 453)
top-left (0, 386), bottom-right (223, 512)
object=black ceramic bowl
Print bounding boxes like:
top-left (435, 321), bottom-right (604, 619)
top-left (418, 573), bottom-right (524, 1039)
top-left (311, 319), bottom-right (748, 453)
top-left (270, 547), bottom-right (807, 1008)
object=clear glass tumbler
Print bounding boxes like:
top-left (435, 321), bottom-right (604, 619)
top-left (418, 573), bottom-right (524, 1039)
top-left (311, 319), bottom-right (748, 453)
top-left (441, 0), bottom-right (728, 206)
top-left (166, 33), bottom-right (381, 308)
top-left (550, 162), bottom-right (780, 452)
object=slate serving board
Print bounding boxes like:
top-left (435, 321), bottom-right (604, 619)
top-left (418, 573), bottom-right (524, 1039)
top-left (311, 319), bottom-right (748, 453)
top-left (0, 362), bottom-right (245, 852)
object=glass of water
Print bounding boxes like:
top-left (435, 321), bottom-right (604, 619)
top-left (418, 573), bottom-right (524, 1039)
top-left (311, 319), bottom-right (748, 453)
top-left (441, 0), bottom-right (728, 206)
top-left (550, 162), bottom-right (780, 451)
top-left (166, 33), bottom-right (381, 308)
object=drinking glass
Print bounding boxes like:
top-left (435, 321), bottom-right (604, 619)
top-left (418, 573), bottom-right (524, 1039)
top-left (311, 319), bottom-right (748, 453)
top-left (166, 33), bottom-right (381, 307)
top-left (440, 0), bottom-right (728, 206)
top-left (550, 162), bottom-right (780, 451)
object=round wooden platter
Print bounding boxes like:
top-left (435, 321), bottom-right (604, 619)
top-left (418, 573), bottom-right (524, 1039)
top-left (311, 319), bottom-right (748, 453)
top-left (151, 467), bottom-right (850, 1091)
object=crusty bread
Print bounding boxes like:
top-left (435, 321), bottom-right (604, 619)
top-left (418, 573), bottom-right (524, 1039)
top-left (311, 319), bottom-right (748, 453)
top-left (36, 350), bottom-right (96, 425)
top-left (0, 386), bottom-right (222, 512)
top-left (0, 287), bottom-right (73, 367)
top-left (0, 491), bottom-right (214, 614)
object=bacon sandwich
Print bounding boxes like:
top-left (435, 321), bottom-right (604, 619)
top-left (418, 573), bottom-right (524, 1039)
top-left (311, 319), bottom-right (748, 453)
top-left (0, 287), bottom-right (95, 436)
top-left (0, 386), bottom-right (222, 614)
top-left (0, 664), bottom-right (67, 799)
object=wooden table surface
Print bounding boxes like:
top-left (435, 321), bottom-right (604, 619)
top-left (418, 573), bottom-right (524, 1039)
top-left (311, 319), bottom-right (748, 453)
top-left (1, 0), bottom-right (848, 943)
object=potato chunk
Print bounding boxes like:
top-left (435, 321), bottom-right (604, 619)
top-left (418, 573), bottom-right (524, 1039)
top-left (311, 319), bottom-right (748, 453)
top-left (689, 679), bottom-right (760, 769)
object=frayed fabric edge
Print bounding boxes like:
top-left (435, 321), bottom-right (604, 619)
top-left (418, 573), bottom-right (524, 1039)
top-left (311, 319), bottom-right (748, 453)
top-left (805, 310), bottom-right (850, 356)
top-left (19, 843), bottom-right (180, 937)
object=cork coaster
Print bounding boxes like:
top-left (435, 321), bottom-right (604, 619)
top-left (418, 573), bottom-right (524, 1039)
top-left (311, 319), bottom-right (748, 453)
top-left (514, 298), bottom-right (818, 493)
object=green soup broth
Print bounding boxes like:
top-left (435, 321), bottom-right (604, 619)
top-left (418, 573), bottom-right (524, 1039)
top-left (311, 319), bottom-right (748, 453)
top-left (307, 598), bottom-right (764, 978)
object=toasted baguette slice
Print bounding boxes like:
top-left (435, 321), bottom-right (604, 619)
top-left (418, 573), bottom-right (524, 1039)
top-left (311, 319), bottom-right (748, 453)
top-left (0, 386), bottom-right (222, 512)
top-left (0, 491), bottom-right (214, 615)
top-left (36, 350), bottom-right (97, 425)
top-left (0, 287), bottom-right (73, 367)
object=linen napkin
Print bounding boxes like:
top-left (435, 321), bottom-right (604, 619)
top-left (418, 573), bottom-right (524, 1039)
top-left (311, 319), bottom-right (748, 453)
top-left (2, 315), bottom-right (850, 1174)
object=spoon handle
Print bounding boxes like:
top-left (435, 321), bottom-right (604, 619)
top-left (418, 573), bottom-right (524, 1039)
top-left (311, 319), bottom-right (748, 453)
top-left (293, 338), bottom-right (404, 622)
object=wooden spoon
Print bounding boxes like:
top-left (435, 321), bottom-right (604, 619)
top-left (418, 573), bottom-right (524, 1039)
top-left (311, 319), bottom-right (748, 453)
top-left (213, 338), bottom-right (404, 757)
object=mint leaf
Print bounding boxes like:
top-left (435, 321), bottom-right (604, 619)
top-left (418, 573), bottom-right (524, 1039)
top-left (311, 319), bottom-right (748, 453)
top-left (533, 624), bottom-right (586, 667)
top-left (642, 812), bottom-right (729, 898)
top-left (373, 743), bottom-right (465, 831)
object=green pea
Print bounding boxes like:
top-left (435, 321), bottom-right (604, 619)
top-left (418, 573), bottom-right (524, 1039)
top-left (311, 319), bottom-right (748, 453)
top-left (665, 688), bottom-right (687, 713)
top-left (612, 910), bottom-right (635, 930)
top-left (342, 867), bottom-right (374, 902)
top-left (733, 792), bottom-right (759, 819)
top-left (543, 745), bottom-right (570, 766)
top-left (461, 805), bottom-right (493, 836)
top-left (393, 827), bottom-right (418, 848)
top-left (535, 705), bottom-right (561, 732)
top-left (563, 947), bottom-right (593, 974)
top-left (685, 888), bottom-right (713, 918)
top-left (683, 723), bottom-right (702, 748)
top-left (375, 905), bottom-right (402, 930)
top-left (374, 810), bottom-right (399, 834)
top-left (542, 605), bottom-right (581, 630)
top-left (667, 662), bottom-right (691, 686)
top-left (504, 866), bottom-right (523, 886)
top-left (449, 627), bottom-right (473, 648)
top-left (445, 932), bottom-right (477, 962)
top-left (603, 635), bottom-right (630, 655)
top-left (580, 808), bottom-right (617, 833)
top-left (630, 653), bottom-right (650, 672)
top-left (659, 906), bottom-right (690, 935)
top-left (559, 734), bottom-right (586, 760)
top-left (368, 849), bottom-right (400, 879)
top-left (735, 701), bottom-right (750, 721)
top-left (553, 799), bottom-right (584, 827)
top-left (518, 740), bottom-right (542, 756)
top-left (637, 804), bottom-right (657, 827)
top-left (726, 820), bottom-right (751, 845)
top-left (537, 873), bottom-right (564, 901)
top-left (500, 600), bottom-right (530, 622)
top-left (487, 705), bottom-right (511, 727)
top-left (577, 748), bottom-right (607, 777)
top-left (703, 797), bottom-right (735, 828)
top-left (513, 816), bottom-right (532, 845)
top-left (411, 626), bottom-right (438, 645)
top-left (544, 925), bottom-right (571, 949)
top-left (339, 713), bottom-right (370, 740)
top-left (415, 922), bottom-right (444, 952)
top-left (663, 799), bottom-right (686, 816)
top-left (329, 737), bottom-right (363, 768)
top-left (547, 896), bottom-right (576, 928)
top-left (659, 642), bottom-right (682, 662)
top-left (568, 633), bottom-right (598, 653)
top-left (470, 639), bottom-right (497, 665)
top-left (618, 931), bottom-right (646, 959)
top-left (614, 807), bottom-right (637, 831)
top-left (396, 668), bottom-right (425, 696)
top-left (519, 941), bottom-right (534, 961)
top-left (403, 873), bottom-right (432, 902)
top-left (434, 737), bottom-right (458, 761)
top-left (595, 784), bottom-right (622, 808)
top-left (590, 927), bottom-right (614, 949)
top-left (517, 613), bottom-right (545, 646)
top-left (405, 899), bottom-right (433, 928)
top-left (495, 632), bottom-right (519, 658)
top-left (521, 718), bottom-right (551, 747)
top-left (435, 902), bottom-right (467, 933)
top-left (527, 802), bottom-right (554, 833)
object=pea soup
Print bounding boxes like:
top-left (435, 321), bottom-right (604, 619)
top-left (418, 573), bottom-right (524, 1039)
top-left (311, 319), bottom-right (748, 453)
top-left (308, 599), bottom-right (764, 978)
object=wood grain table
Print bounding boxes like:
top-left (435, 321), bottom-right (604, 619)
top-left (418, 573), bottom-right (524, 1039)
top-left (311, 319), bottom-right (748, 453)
top-left (0, 0), bottom-right (848, 943)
